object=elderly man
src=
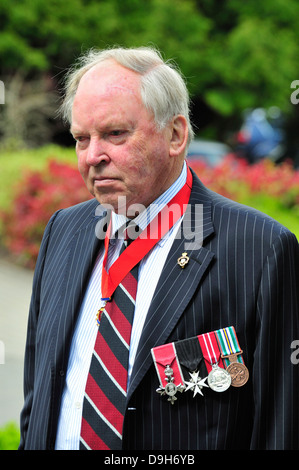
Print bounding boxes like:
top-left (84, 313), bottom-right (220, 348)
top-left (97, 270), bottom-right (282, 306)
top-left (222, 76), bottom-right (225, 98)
top-left (20, 46), bottom-right (299, 450)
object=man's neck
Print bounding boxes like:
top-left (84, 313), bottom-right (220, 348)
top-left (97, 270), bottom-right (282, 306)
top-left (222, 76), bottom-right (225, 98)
top-left (111, 161), bottom-right (187, 236)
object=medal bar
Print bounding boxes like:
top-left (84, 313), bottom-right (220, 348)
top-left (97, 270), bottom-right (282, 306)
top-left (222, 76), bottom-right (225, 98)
top-left (152, 326), bottom-right (248, 404)
top-left (173, 338), bottom-right (209, 398)
top-left (215, 326), bottom-right (249, 387)
top-left (151, 343), bottom-right (185, 404)
top-left (198, 332), bottom-right (231, 392)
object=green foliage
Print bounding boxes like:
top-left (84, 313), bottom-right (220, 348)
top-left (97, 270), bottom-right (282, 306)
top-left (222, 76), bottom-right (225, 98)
top-left (0, 156), bottom-right (92, 267)
top-left (189, 156), bottom-right (299, 239)
top-left (1, 0), bottom-right (299, 117)
top-left (0, 146), bottom-right (298, 268)
top-left (239, 192), bottom-right (299, 238)
top-left (0, 145), bottom-right (76, 212)
top-left (201, 4), bottom-right (299, 115)
top-left (0, 0), bottom-right (211, 77)
top-left (0, 422), bottom-right (20, 450)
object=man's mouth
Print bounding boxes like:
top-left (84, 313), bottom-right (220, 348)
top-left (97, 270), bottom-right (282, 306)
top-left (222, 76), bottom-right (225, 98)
top-left (93, 176), bottom-right (118, 185)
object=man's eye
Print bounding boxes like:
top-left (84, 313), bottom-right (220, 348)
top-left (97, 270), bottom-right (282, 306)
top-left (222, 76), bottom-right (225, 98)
top-left (74, 136), bottom-right (90, 149)
top-left (110, 130), bottom-right (124, 136)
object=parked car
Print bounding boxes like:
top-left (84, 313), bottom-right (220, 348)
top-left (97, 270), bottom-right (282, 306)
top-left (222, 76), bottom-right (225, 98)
top-left (235, 107), bottom-right (286, 164)
top-left (187, 139), bottom-right (233, 167)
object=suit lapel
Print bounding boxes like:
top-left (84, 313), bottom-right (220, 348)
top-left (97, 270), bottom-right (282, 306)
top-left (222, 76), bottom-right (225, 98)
top-left (48, 201), bottom-right (108, 441)
top-left (127, 174), bottom-right (215, 401)
top-left (65, 206), bottom-right (107, 309)
top-left (53, 204), bottom-right (108, 361)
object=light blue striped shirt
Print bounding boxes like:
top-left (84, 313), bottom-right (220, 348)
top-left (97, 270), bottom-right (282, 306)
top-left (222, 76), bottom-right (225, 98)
top-left (55, 163), bottom-right (187, 450)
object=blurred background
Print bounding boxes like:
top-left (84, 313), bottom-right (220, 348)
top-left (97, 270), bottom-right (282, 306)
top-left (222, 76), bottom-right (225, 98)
top-left (0, 0), bottom-right (299, 448)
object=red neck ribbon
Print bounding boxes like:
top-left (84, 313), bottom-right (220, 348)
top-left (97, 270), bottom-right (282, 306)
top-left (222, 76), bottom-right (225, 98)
top-left (101, 166), bottom-right (193, 300)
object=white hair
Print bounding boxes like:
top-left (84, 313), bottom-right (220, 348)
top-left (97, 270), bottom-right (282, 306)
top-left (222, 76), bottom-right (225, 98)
top-left (60, 46), bottom-right (194, 144)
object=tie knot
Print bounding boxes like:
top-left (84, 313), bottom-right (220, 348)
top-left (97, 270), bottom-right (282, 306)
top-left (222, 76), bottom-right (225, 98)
top-left (123, 221), bottom-right (141, 244)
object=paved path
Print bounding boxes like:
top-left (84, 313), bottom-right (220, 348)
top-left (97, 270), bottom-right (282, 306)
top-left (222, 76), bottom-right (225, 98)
top-left (0, 255), bottom-right (33, 427)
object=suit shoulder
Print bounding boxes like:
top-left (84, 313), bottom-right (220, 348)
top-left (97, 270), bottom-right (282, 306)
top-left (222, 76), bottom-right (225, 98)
top-left (205, 183), bottom-right (295, 241)
top-left (56, 198), bottom-right (98, 217)
top-left (52, 198), bottom-right (98, 222)
top-left (45, 198), bottom-right (100, 237)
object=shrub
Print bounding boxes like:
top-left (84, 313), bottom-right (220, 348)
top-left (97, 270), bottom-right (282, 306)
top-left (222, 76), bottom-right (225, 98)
top-left (0, 422), bottom-right (20, 450)
top-left (189, 156), bottom-right (299, 239)
top-left (1, 155), bottom-right (299, 268)
top-left (190, 156), bottom-right (299, 208)
top-left (0, 145), bottom-right (76, 212)
top-left (1, 159), bottom-right (92, 267)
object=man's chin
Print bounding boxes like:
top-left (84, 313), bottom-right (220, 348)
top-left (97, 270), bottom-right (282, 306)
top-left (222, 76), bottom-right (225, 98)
top-left (95, 194), bottom-right (128, 216)
top-left (96, 194), bottom-right (146, 218)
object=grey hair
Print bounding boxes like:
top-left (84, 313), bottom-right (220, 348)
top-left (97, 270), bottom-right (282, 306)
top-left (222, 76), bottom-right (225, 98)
top-left (60, 46), bottom-right (194, 144)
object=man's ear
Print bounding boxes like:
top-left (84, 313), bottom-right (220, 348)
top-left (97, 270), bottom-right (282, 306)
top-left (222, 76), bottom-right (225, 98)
top-left (169, 115), bottom-right (189, 157)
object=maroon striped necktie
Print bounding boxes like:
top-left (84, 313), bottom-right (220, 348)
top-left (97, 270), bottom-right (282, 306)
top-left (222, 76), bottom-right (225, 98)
top-left (80, 236), bottom-right (139, 450)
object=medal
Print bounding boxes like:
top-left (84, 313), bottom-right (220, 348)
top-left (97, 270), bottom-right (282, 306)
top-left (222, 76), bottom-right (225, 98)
top-left (207, 363), bottom-right (231, 392)
top-left (173, 336), bottom-right (209, 398)
top-left (226, 362), bottom-right (249, 387)
top-left (95, 297), bottom-right (111, 326)
top-left (184, 371), bottom-right (209, 397)
top-left (159, 365), bottom-right (185, 404)
top-left (101, 167), bottom-right (193, 301)
top-left (98, 166), bottom-right (193, 327)
top-left (151, 325), bottom-right (248, 400)
top-left (151, 343), bottom-right (185, 404)
top-left (215, 326), bottom-right (249, 387)
top-left (198, 331), bottom-right (231, 392)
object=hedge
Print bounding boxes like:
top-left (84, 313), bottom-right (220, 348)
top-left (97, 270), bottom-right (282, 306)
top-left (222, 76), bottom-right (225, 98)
top-left (190, 156), bottom-right (299, 238)
top-left (1, 158), bottom-right (92, 267)
top-left (0, 422), bottom-right (20, 450)
top-left (0, 147), bottom-right (298, 268)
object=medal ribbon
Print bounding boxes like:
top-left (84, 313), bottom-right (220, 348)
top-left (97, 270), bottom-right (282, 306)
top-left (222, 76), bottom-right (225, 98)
top-left (173, 336), bottom-right (204, 378)
top-left (151, 342), bottom-right (185, 387)
top-left (198, 331), bottom-right (225, 373)
top-left (215, 326), bottom-right (245, 368)
top-left (101, 166), bottom-right (193, 300)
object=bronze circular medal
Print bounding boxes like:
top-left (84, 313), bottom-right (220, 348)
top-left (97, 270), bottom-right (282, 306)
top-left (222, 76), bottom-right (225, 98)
top-left (226, 362), bottom-right (249, 387)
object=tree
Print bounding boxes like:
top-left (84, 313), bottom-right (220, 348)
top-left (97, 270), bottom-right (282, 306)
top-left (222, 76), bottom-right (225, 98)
top-left (0, 72), bottom-right (57, 150)
top-left (0, 0), bottom-right (299, 146)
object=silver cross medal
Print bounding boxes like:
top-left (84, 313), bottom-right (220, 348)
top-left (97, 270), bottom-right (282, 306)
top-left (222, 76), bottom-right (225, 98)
top-left (156, 365), bottom-right (185, 405)
top-left (184, 370), bottom-right (209, 397)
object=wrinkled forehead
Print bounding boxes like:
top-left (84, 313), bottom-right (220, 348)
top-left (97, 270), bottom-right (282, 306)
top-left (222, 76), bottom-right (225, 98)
top-left (71, 60), bottom-right (154, 130)
top-left (75, 60), bottom-right (142, 101)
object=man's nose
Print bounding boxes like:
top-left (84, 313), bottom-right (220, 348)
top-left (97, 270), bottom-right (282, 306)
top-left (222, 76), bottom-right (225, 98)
top-left (86, 138), bottom-right (110, 166)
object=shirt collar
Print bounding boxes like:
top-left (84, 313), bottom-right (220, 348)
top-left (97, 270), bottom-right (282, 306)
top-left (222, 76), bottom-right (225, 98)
top-left (110, 161), bottom-right (187, 242)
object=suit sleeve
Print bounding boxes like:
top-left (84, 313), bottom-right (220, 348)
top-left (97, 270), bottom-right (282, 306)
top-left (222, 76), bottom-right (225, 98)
top-left (19, 211), bottom-right (61, 449)
top-left (251, 230), bottom-right (299, 449)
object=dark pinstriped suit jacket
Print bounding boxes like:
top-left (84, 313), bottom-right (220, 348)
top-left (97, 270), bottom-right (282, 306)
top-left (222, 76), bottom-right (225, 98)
top-left (20, 171), bottom-right (299, 450)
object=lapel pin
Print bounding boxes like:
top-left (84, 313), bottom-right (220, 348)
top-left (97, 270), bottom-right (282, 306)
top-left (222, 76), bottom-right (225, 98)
top-left (177, 252), bottom-right (189, 268)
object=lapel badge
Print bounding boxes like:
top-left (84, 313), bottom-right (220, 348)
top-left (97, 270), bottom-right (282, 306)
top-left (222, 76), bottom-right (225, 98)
top-left (177, 252), bottom-right (189, 269)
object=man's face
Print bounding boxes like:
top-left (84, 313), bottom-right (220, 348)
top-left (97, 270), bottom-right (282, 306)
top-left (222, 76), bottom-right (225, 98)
top-left (71, 60), bottom-right (179, 214)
